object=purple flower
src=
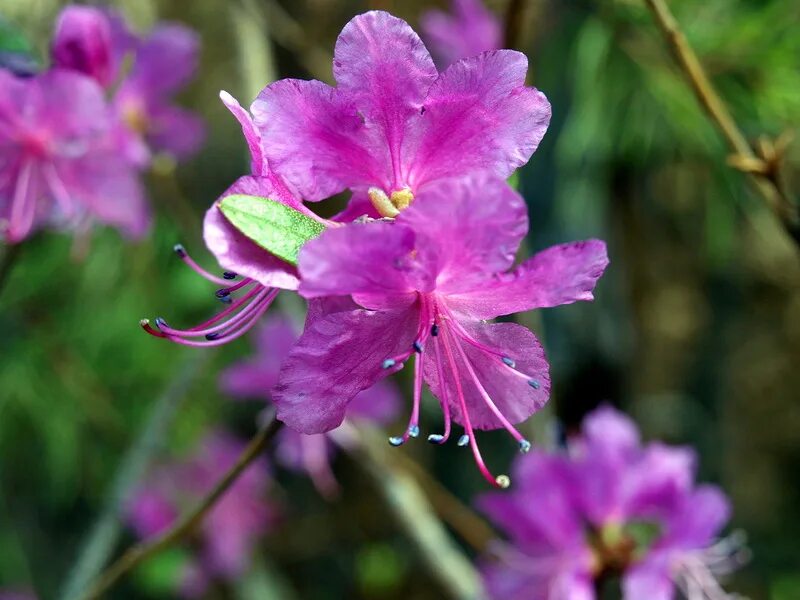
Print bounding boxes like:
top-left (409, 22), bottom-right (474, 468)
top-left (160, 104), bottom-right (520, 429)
top-left (272, 175), bottom-right (608, 487)
top-left (221, 316), bottom-right (400, 497)
top-left (421, 0), bottom-right (502, 69)
top-left (252, 10), bottom-right (550, 217)
top-left (477, 406), bottom-right (744, 599)
top-left (0, 68), bottom-right (148, 243)
top-left (51, 7), bottom-right (205, 162)
top-left (127, 431), bottom-right (277, 598)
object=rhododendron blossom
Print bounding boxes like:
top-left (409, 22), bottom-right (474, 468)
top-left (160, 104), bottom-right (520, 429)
top-left (127, 431), bottom-right (276, 598)
top-left (422, 0), bottom-right (502, 68)
top-left (477, 406), bottom-right (745, 599)
top-left (253, 10), bottom-right (550, 218)
top-left (221, 316), bottom-right (400, 497)
top-left (0, 69), bottom-right (147, 243)
top-left (273, 175), bottom-right (608, 487)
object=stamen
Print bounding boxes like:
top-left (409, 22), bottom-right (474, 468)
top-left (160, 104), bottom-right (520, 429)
top-left (427, 327), bottom-right (452, 443)
top-left (140, 318), bottom-right (166, 338)
top-left (413, 340), bottom-right (423, 353)
top-left (388, 343), bottom-right (425, 446)
top-left (382, 358), bottom-right (396, 369)
top-left (528, 379), bottom-right (540, 390)
top-left (502, 357), bottom-right (516, 368)
top-left (431, 323), bottom-right (439, 337)
top-left (173, 244), bottom-right (230, 285)
top-left (223, 271), bottom-right (237, 280)
top-left (457, 434), bottom-right (470, 447)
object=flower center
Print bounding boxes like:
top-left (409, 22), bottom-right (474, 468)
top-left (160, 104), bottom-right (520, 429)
top-left (122, 99), bottom-right (149, 134)
top-left (368, 187), bottom-right (414, 218)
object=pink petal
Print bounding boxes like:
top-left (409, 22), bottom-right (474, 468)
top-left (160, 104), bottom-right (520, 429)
top-left (128, 23), bottom-right (199, 96)
top-left (425, 321), bottom-right (550, 430)
top-left (252, 79), bottom-right (390, 200)
top-left (220, 90), bottom-right (267, 176)
top-left (348, 379), bottom-right (402, 425)
top-left (51, 6), bottom-right (114, 87)
top-left (273, 307), bottom-right (418, 434)
top-left (406, 50), bottom-right (551, 189)
top-left (147, 104), bottom-right (205, 159)
top-left (448, 239), bottom-right (609, 320)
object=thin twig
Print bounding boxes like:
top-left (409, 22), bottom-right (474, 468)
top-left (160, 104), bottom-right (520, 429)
top-left (81, 410), bottom-right (283, 600)
top-left (336, 423), bottom-right (487, 600)
top-left (504, 0), bottom-right (527, 49)
top-left (643, 0), bottom-right (800, 245)
top-left (58, 351), bottom-right (211, 600)
top-left (0, 243), bottom-right (22, 301)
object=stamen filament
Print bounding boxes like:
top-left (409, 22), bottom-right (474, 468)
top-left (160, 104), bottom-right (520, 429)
top-left (173, 244), bottom-right (230, 285)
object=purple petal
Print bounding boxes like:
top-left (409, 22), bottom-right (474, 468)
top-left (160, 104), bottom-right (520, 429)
top-left (126, 489), bottom-right (177, 538)
top-left (220, 90), bottom-right (268, 176)
top-left (273, 307), bottom-right (418, 433)
top-left (298, 221), bottom-right (430, 307)
top-left (127, 23), bottom-right (199, 97)
top-left (348, 379), bottom-right (402, 424)
top-left (582, 404), bottom-right (640, 455)
top-left (424, 321), bottom-right (550, 430)
top-left (448, 239), bottom-right (609, 320)
top-left (422, 0), bottom-right (502, 69)
top-left (663, 485), bottom-right (731, 550)
top-left (51, 6), bottom-right (114, 87)
top-left (331, 189), bottom-right (382, 222)
top-left (406, 50), bottom-right (550, 189)
top-left (622, 557), bottom-right (675, 600)
top-left (624, 443), bottom-right (696, 519)
top-left (399, 175), bottom-right (527, 287)
top-left (253, 79), bottom-right (390, 200)
top-left (146, 104), bottom-right (205, 159)
top-left (203, 176), bottom-right (306, 289)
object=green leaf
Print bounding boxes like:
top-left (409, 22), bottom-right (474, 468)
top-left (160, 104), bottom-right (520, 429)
top-left (218, 195), bottom-right (326, 266)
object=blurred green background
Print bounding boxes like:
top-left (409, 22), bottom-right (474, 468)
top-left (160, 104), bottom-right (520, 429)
top-left (1, 0), bottom-right (799, 598)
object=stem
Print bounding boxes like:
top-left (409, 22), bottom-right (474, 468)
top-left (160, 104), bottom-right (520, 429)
top-left (504, 0), bottom-right (527, 49)
top-left (0, 243), bottom-right (22, 301)
top-left (58, 352), bottom-right (210, 600)
top-left (643, 0), bottom-right (800, 245)
top-left (80, 410), bottom-right (283, 600)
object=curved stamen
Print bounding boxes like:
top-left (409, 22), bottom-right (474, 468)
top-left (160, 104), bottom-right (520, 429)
top-left (427, 321), bottom-right (452, 445)
top-left (449, 330), bottom-right (532, 452)
top-left (173, 244), bottom-right (231, 285)
top-left (439, 323), bottom-right (509, 489)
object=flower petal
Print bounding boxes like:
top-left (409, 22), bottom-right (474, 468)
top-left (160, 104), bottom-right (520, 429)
top-left (272, 307), bottom-right (418, 434)
top-left (622, 557), bottom-right (675, 600)
top-left (220, 90), bottom-right (267, 176)
top-left (253, 79), bottom-right (390, 200)
top-left (298, 221), bottom-right (431, 307)
top-left (51, 6), bottom-right (114, 87)
top-left (203, 176), bottom-right (304, 290)
top-left (425, 321), bottom-right (550, 430)
top-left (448, 239), bottom-right (609, 320)
top-left (146, 104), bottom-right (205, 159)
top-left (127, 23), bottom-right (199, 96)
top-left (348, 379), bottom-right (402, 424)
top-left (407, 50), bottom-right (551, 189)
top-left (399, 175), bottom-right (527, 287)
top-left (421, 0), bottom-right (502, 69)
top-left (664, 485), bottom-right (731, 549)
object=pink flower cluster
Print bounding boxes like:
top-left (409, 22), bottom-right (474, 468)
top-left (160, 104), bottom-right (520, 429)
top-left (0, 7), bottom-right (203, 244)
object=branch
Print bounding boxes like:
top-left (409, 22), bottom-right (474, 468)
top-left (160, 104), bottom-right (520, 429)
top-left (80, 410), bottom-right (283, 600)
top-left (59, 352), bottom-right (211, 600)
top-left (643, 0), bottom-right (800, 245)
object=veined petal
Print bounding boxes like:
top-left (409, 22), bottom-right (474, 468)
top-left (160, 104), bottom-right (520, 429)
top-left (220, 90), bottom-right (267, 176)
top-left (272, 307), bottom-right (418, 433)
top-left (407, 50), bottom-right (551, 189)
top-left (425, 321), bottom-right (550, 430)
top-left (203, 176), bottom-right (303, 290)
top-left (253, 79), bottom-right (390, 200)
top-left (448, 239), bottom-right (609, 320)
top-left (298, 221), bottom-right (430, 307)
top-left (399, 175), bottom-right (527, 287)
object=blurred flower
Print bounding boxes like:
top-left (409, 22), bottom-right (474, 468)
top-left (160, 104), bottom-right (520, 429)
top-left (0, 68), bottom-right (148, 244)
top-left (127, 431), bottom-right (277, 598)
top-left (421, 0), bottom-right (502, 69)
top-left (274, 175), bottom-right (608, 487)
top-left (252, 10), bottom-right (550, 218)
top-left (220, 315), bottom-right (400, 497)
top-left (477, 406), bottom-right (746, 599)
top-left (51, 6), bottom-right (205, 163)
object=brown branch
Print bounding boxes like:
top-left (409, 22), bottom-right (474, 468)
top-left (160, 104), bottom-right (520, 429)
top-left (504, 0), bottom-right (527, 49)
top-left (81, 411), bottom-right (283, 599)
top-left (643, 0), bottom-right (800, 245)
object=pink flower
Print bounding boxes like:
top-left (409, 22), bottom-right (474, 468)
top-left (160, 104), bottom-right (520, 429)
top-left (127, 431), bottom-right (277, 598)
top-left (421, 0), bottom-right (502, 68)
top-left (252, 11), bottom-right (550, 218)
top-left (221, 316), bottom-right (400, 497)
top-left (0, 68), bottom-right (147, 243)
top-left (273, 175), bottom-right (608, 487)
top-left (477, 406), bottom-right (744, 599)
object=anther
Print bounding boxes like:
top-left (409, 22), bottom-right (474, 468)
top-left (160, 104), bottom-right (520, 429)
top-left (388, 436), bottom-right (405, 447)
top-left (218, 294), bottom-right (232, 304)
top-left (223, 271), bottom-right (237, 280)
top-left (173, 243), bottom-right (186, 258)
top-left (154, 317), bottom-right (168, 329)
top-left (408, 425), bottom-right (420, 438)
top-left (527, 379), bottom-right (540, 390)
top-left (495, 475), bottom-right (511, 489)
top-left (205, 333), bottom-right (220, 340)
top-left (457, 434), bottom-right (470, 447)
top-left (215, 289), bottom-right (230, 299)
top-left (413, 341), bottom-right (423, 353)
top-left (382, 358), bottom-right (396, 369)
top-left (502, 356), bottom-right (516, 368)
top-left (518, 439), bottom-right (532, 453)
top-left (427, 434), bottom-right (445, 444)
top-left (431, 323), bottom-right (439, 337)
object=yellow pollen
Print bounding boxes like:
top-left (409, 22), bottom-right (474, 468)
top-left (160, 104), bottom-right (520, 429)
top-left (368, 187), bottom-right (415, 218)
top-left (390, 188), bottom-right (414, 210)
top-left (122, 102), bottom-right (148, 134)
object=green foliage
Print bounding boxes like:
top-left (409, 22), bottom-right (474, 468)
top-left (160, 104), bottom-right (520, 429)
top-left (218, 195), bottom-right (326, 266)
